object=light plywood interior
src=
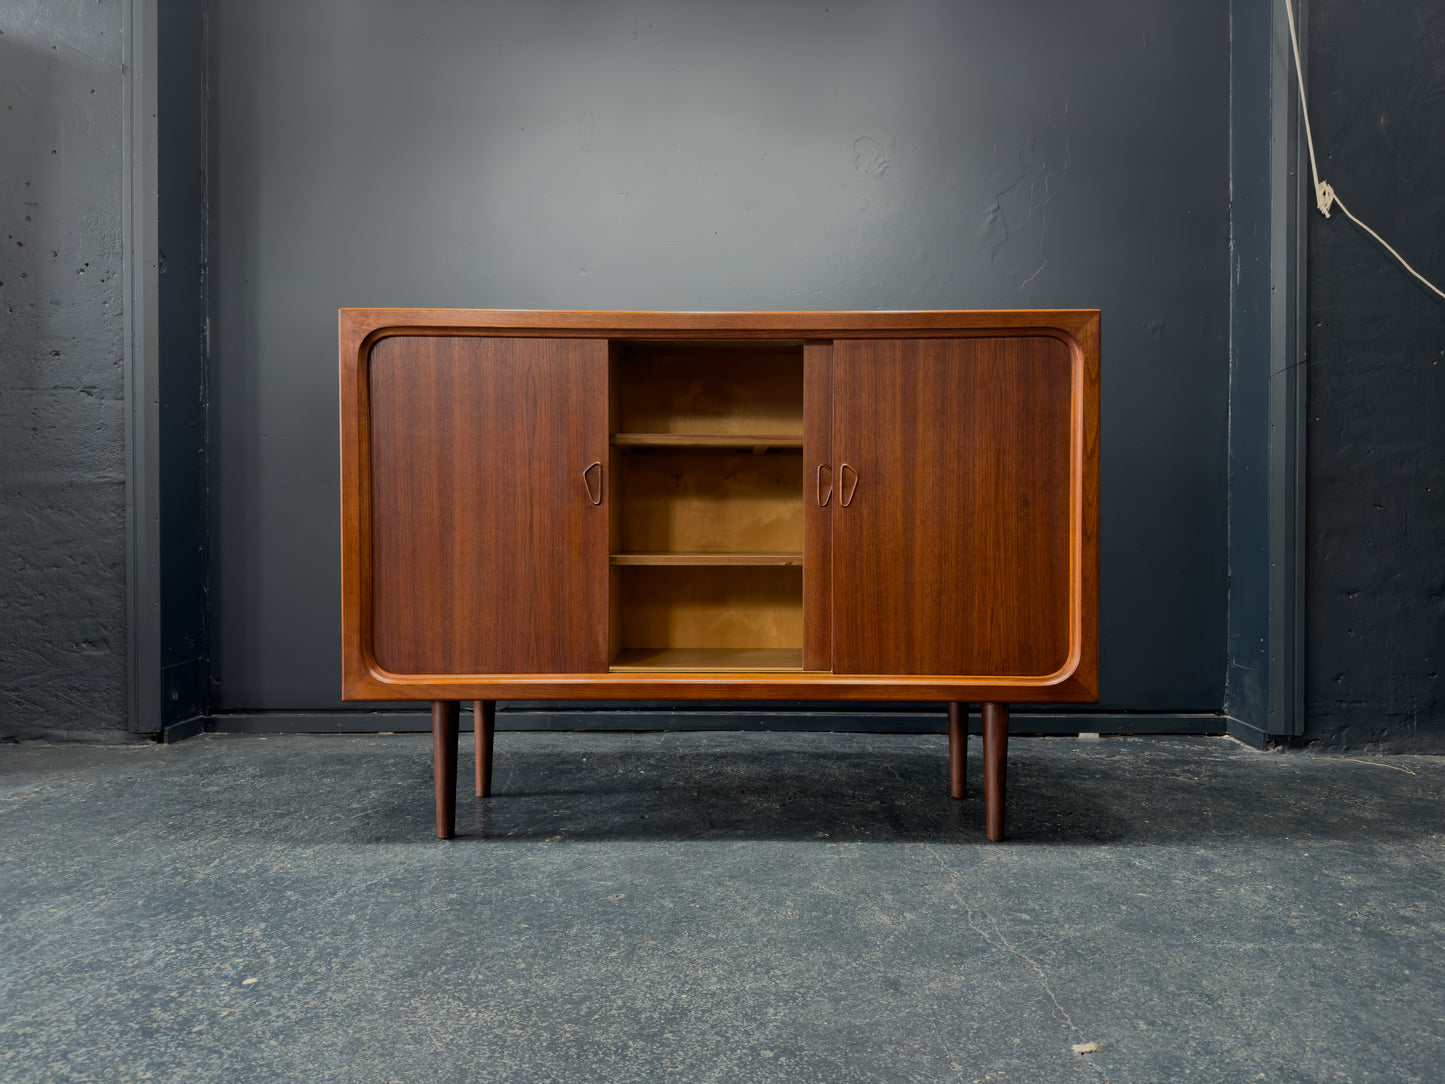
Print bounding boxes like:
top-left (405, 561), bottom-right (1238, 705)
top-left (610, 647), bottom-right (803, 672)
top-left (611, 434), bottom-right (802, 450)
top-left (611, 553), bottom-right (802, 566)
top-left (620, 451), bottom-right (803, 554)
top-left (609, 340), bottom-right (806, 671)
top-left (615, 342), bottom-right (804, 436)
top-left (618, 566), bottom-right (803, 655)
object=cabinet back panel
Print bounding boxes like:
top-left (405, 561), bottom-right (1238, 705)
top-left (620, 451), bottom-right (804, 554)
top-left (832, 336), bottom-right (1074, 677)
top-left (368, 336), bottom-right (610, 675)
top-left (619, 566), bottom-right (803, 651)
top-left (616, 343), bottom-right (804, 436)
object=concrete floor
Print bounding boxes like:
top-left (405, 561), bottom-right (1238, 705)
top-left (1, 732), bottom-right (1441, 1083)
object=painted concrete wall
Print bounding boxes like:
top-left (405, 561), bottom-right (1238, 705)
top-left (0, 3), bottom-right (128, 740)
top-left (206, 0), bottom-right (1233, 716)
top-left (1304, 0), bottom-right (1445, 752)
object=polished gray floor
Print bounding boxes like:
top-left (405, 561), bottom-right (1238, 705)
top-left (1, 732), bottom-right (1440, 1083)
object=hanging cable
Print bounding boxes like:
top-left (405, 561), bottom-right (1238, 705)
top-left (1282, 0), bottom-right (1444, 301)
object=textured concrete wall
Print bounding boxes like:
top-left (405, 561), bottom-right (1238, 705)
top-left (0, 4), bottom-right (128, 739)
top-left (1305, 1), bottom-right (1445, 751)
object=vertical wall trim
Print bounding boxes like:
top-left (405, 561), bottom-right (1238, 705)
top-left (1226, 0), bottom-right (1308, 746)
top-left (123, 0), bottom-right (162, 734)
top-left (1267, 0), bottom-right (1309, 738)
top-left (1225, 0), bottom-right (1268, 740)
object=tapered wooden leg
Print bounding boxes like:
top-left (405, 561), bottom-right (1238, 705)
top-left (474, 699), bottom-right (496, 798)
top-left (432, 700), bottom-right (459, 839)
top-left (947, 702), bottom-right (968, 799)
top-left (982, 702), bottom-right (1009, 842)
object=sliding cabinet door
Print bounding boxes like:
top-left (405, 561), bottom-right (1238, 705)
top-left (367, 336), bottom-right (610, 675)
top-left (830, 336), bottom-right (1075, 678)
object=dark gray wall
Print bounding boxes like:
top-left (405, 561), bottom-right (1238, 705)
top-left (1224, 0), bottom-right (1277, 737)
top-left (0, 2), bottom-right (128, 740)
top-left (206, 0), bottom-right (1233, 717)
top-left (1304, 0), bottom-right (1445, 752)
top-left (157, 0), bottom-right (212, 727)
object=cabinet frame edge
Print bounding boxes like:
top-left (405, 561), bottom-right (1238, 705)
top-left (339, 309), bottom-right (1101, 705)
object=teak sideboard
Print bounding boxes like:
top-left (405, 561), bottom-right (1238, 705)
top-left (340, 309), bottom-right (1100, 842)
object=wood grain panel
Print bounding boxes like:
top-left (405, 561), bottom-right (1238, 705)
top-left (368, 336), bottom-right (608, 674)
top-left (831, 337), bottom-right (1074, 677)
top-left (341, 671), bottom-right (1100, 703)
top-left (341, 307), bottom-right (1101, 342)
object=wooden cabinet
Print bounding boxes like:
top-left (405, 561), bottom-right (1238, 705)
top-left (341, 310), bottom-right (1100, 842)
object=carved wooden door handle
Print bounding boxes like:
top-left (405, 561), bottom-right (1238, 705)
top-left (583, 461), bottom-right (603, 506)
top-left (839, 463), bottom-right (858, 507)
top-left (817, 464), bottom-right (833, 506)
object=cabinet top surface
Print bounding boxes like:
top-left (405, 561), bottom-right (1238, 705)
top-left (339, 308), bottom-right (1100, 341)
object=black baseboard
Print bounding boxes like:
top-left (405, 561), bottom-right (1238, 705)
top-left (186, 708), bottom-right (1225, 738)
top-left (160, 714), bottom-right (208, 744)
top-left (160, 660), bottom-right (209, 731)
top-left (1225, 715), bottom-right (1272, 749)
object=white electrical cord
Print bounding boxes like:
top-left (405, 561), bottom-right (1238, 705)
top-left (1282, 0), bottom-right (1445, 301)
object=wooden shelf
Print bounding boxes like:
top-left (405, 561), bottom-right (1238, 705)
top-left (612, 433), bottom-right (803, 451)
top-left (611, 552), bottom-right (803, 567)
top-left (610, 647), bottom-right (804, 672)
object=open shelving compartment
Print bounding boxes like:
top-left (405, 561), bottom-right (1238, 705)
top-left (608, 340), bottom-right (807, 672)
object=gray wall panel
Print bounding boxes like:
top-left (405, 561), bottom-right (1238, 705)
top-left (206, 0), bottom-right (1232, 713)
